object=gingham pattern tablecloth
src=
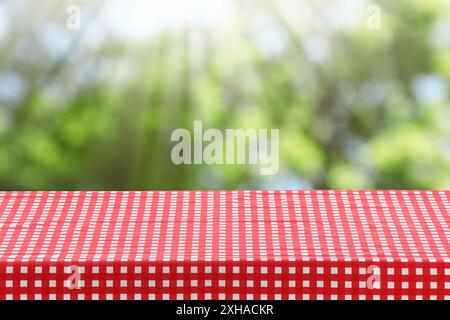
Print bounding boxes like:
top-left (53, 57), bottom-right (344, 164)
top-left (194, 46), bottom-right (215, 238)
top-left (0, 190), bottom-right (449, 300)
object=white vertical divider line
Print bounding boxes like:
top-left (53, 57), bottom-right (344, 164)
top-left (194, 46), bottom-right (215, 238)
top-left (205, 191), bottom-right (214, 262)
top-left (163, 192), bottom-right (177, 262)
top-left (382, 191), bottom-right (403, 259)
top-left (136, 192), bottom-right (152, 262)
top-left (107, 192), bottom-right (128, 262)
top-left (23, 193), bottom-right (46, 261)
top-left (365, 192), bottom-right (389, 258)
top-left (149, 192), bottom-right (165, 262)
top-left (93, 192), bottom-right (116, 262)
top-left (268, 192), bottom-right (281, 261)
top-left (424, 192), bottom-right (450, 260)
top-left (219, 191), bottom-right (226, 262)
top-left (51, 191), bottom-right (76, 263)
top-left (123, 192), bottom-right (140, 262)
top-left (4, 192), bottom-right (31, 261)
top-left (231, 191), bottom-right (240, 262)
top-left (357, 191), bottom-right (376, 258)
top-left (191, 191), bottom-right (201, 262)
top-left (388, 191), bottom-right (414, 259)
top-left (244, 190), bottom-right (253, 262)
top-left (399, 192), bottom-right (428, 258)
top-left (304, 190), bottom-right (320, 259)
top-left (280, 191), bottom-right (295, 261)
top-left (292, 191), bottom-right (306, 258)
top-left (177, 191), bottom-right (188, 262)
top-left (330, 191), bottom-right (349, 258)
top-left (256, 191), bottom-right (267, 261)
top-left (317, 191), bottom-right (334, 259)
top-left (341, 192), bottom-right (362, 258)
top-left (65, 192), bottom-right (92, 262)
top-left (80, 192), bottom-right (104, 262)
top-left (37, 192), bottom-right (62, 263)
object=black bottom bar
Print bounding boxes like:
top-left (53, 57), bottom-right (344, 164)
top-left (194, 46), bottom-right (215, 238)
top-left (1, 300), bottom-right (448, 318)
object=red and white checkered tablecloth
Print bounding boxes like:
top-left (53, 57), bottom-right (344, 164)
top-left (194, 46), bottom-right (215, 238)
top-left (0, 190), bottom-right (449, 300)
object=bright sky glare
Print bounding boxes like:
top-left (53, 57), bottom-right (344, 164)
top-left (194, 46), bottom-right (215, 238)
top-left (103, 0), bottom-right (235, 40)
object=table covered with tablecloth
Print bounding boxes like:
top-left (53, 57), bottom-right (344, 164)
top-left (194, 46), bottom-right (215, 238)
top-left (0, 190), bottom-right (449, 300)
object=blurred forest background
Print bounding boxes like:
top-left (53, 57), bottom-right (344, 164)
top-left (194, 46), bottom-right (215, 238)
top-left (0, 0), bottom-right (449, 191)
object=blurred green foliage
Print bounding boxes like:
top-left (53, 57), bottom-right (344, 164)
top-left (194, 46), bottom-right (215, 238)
top-left (0, 0), bottom-right (449, 190)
